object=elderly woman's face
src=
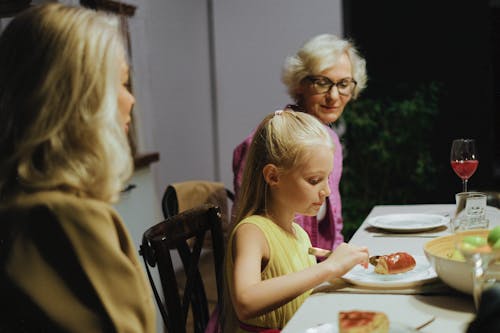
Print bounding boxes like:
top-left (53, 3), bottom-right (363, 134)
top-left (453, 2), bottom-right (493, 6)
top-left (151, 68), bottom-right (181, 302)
top-left (118, 57), bottom-right (135, 133)
top-left (298, 52), bottom-right (353, 124)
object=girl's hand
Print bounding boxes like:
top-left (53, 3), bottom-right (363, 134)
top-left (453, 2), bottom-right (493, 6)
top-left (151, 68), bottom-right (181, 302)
top-left (323, 242), bottom-right (369, 277)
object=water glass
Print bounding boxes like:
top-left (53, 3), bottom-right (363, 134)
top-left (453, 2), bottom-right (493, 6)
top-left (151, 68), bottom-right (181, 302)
top-left (452, 192), bottom-right (489, 232)
top-left (462, 249), bottom-right (500, 310)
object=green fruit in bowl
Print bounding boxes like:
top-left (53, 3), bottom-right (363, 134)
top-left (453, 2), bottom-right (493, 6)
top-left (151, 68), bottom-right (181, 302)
top-left (460, 242), bottom-right (479, 252)
top-left (450, 249), bottom-right (465, 261)
top-left (493, 238), bottom-right (500, 249)
top-left (488, 226), bottom-right (500, 246)
top-left (462, 235), bottom-right (487, 247)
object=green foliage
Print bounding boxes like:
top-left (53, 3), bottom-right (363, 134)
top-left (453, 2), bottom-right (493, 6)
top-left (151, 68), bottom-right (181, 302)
top-left (337, 83), bottom-right (442, 240)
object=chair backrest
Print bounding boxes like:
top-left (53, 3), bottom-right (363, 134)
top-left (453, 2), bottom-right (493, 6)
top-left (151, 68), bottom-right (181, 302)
top-left (139, 204), bottom-right (225, 333)
top-left (162, 180), bottom-right (234, 218)
top-left (161, 180), bottom-right (234, 244)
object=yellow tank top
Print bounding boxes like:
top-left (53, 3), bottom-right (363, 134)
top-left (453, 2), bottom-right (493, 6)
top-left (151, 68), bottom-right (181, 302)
top-left (224, 215), bottom-right (316, 332)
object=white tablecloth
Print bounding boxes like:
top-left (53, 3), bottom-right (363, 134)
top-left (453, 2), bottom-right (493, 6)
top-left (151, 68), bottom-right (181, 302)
top-left (282, 204), bottom-right (500, 333)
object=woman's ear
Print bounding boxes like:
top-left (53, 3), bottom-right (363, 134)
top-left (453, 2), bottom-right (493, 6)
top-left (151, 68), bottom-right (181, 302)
top-left (263, 164), bottom-right (280, 186)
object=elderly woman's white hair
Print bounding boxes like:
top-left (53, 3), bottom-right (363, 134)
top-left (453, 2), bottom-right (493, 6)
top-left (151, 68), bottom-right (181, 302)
top-left (282, 33), bottom-right (367, 102)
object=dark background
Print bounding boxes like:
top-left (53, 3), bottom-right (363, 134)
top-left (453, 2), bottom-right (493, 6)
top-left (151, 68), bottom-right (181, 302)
top-left (342, 0), bottom-right (500, 203)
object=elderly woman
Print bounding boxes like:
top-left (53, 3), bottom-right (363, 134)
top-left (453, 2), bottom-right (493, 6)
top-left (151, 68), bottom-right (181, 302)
top-left (232, 34), bottom-right (367, 252)
top-left (0, 3), bottom-right (155, 332)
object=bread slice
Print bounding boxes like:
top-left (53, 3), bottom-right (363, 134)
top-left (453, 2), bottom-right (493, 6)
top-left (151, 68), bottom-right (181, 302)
top-left (374, 252), bottom-right (416, 275)
top-left (339, 310), bottom-right (389, 333)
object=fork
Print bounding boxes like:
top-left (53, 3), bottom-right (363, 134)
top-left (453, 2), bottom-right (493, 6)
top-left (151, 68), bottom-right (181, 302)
top-left (414, 316), bottom-right (435, 331)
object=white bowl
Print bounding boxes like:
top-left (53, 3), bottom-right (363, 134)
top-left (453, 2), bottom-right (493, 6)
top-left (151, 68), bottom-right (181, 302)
top-left (423, 229), bottom-right (499, 295)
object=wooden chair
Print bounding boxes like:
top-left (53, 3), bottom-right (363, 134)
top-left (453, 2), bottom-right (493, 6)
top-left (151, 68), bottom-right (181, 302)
top-left (162, 180), bottom-right (234, 247)
top-left (162, 180), bottom-right (234, 219)
top-left (139, 204), bottom-right (225, 333)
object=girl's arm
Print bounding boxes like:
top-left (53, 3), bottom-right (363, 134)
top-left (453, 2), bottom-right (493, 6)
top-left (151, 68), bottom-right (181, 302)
top-left (231, 223), bottom-right (368, 320)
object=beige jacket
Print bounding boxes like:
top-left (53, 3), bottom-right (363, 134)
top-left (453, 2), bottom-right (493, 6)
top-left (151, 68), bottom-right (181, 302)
top-left (0, 191), bottom-right (156, 333)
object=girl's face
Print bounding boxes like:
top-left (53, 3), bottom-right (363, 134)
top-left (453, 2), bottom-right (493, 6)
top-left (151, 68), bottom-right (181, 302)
top-left (272, 145), bottom-right (334, 217)
top-left (297, 52), bottom-right (353, 125)
top-left (118, 57), bottom-right (135, 133)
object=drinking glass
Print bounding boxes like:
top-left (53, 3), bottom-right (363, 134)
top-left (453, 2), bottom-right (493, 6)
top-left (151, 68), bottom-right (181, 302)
top-left (452, 192), bottom-right (489, 232)
top-left (455, 242), bottom-right (500, 310)
top-left (450, 139), bottom-right (479, 192)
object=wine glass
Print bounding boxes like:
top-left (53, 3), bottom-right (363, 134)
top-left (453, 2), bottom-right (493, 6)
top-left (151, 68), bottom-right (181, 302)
top-left (450, 139), bottom-right (479, 192)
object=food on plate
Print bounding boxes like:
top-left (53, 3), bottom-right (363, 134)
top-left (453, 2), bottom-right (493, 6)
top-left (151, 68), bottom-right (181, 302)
top-left (338, 310), bottom-right (389, 333)
top-left (372, 252), bottom-right (416, 274)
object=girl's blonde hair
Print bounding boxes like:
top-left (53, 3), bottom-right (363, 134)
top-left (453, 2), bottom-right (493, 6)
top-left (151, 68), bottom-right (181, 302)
top-left (234, 110), bottom-right (334, 224)
top-left (282, 33), bottom-right (367, 101)
top-left (0, 3), bottom-right (132, 203)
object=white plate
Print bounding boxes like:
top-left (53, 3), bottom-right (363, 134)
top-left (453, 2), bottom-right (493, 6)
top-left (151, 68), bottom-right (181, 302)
top-left (367, 213), bottom-right (449, 232)
top-left (341, 255), bottom-right (437, 288)
top-left (305, 321), bottom-right (418, 333)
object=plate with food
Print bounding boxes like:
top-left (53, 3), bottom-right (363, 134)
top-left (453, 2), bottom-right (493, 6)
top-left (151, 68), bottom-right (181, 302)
top-left (341, 252), bottom-right (437, 288)
top-left (367, 213), bottom-right (449, 232)
top-left (305, 310), bottom-right (419, 333)
top-left (305, 322), bottom-right (418, 333)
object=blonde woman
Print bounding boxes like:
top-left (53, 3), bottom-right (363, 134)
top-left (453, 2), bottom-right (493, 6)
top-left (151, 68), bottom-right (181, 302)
top-left (0, 4), bottom-right (155, 332)
top-left (224, 110), bottom-right (369, 332)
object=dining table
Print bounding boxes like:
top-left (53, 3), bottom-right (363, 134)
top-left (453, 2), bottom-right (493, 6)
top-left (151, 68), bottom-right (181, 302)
top-left (282, 204), bottom-right (500, 333)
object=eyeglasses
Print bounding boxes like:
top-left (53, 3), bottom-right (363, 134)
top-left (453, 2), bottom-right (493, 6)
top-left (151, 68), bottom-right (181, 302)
top-left (304, 76), bottom-right (357, 96)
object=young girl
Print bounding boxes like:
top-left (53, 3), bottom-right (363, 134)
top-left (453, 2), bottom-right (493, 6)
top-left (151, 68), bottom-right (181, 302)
top-left (232, 34), bottom-right (368, 253)
top-left (224, 110), bottom-right (369, 332)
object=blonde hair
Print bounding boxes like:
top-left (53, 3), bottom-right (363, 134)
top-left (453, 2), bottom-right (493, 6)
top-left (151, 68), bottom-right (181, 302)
top-left (234, 110), bottom-right (334, 224)
top-left (0, 3), bottom-right (132, 203)
top-left (282, 33), bottom-right (367, 101)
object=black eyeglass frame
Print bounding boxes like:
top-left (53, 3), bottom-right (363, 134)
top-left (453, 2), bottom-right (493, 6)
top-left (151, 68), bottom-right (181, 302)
top-left (303, 75), bottom-right (357, 96)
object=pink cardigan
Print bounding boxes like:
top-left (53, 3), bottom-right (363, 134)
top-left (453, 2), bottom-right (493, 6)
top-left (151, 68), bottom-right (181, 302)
top-left (231, 124), bottom-right (344, 251)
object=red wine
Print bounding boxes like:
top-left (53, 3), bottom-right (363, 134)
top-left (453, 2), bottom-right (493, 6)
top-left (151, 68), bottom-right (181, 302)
top-left (451, 160), bottom-right (479, 180)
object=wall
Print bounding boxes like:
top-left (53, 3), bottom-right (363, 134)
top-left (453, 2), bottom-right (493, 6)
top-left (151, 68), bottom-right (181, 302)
top-left (213, 0), bottom-right (344, 189)
top-left (136, 0), bottom-right (344, 197)
top-left (137, 0), bottom-right (215, 198)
